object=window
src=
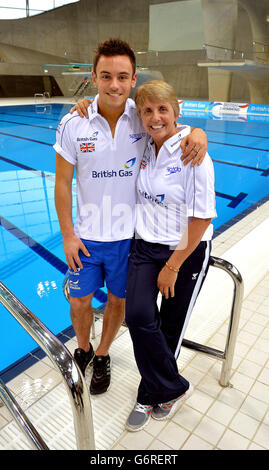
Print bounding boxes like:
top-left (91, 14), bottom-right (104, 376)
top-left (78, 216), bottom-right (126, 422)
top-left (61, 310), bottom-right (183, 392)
top-left (149, 0), bottom-right (205, 51)
top-left (0, 0), bottom-right (79, 19)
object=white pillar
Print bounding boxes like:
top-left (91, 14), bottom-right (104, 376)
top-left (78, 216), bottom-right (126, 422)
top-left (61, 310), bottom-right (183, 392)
top-left (201, 0), bottom-right (238, 101)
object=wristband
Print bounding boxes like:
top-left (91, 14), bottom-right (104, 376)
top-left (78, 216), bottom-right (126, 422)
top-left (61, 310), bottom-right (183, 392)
top-left (165, 262), bottom-right (179, 273)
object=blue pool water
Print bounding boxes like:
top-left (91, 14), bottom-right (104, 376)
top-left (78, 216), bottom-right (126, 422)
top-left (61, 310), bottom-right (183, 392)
top-left (0, 103), bottom-right (268, 376)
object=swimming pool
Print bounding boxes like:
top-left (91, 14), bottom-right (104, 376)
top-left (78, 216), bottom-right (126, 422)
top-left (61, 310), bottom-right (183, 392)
top-left (0, 103), bottom-right (268, 377)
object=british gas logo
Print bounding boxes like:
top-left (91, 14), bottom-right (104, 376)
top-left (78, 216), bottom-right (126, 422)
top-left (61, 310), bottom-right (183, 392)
top-left (156, 194), bottom-right (165, 203)
top-left (91, 158), bottom-right (136, 179)
top-left (124, 157), bottom-right (136, 169)
top-left (77, 131), bottom-right (99, 143)
top-left (138, 190), bottom-right (167, 207)
top-left (90, 131), bottom-right (98, 141)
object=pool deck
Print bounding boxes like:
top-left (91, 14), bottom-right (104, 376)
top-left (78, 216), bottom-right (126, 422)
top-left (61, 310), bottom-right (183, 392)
top-left (0, 198), bottom-right (268, 451)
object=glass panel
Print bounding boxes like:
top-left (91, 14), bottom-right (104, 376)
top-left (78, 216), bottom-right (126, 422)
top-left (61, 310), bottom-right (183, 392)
top-left (55, 0), bottom-right (79, 7)
top-left (28, 10), bottom-right (46, 16)
top-left (0, 7), bottom-right (25, 19)
top-left (0, 0), bottom-right (26, 7)
top-left (29, 0), bottom-right (54, 9)
top-left (0, 1), bottom-right (80, 16)
top-left (149, 0), bottom-right (205, 51)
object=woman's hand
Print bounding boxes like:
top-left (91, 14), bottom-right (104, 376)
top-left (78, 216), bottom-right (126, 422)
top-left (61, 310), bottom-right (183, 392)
top-left (70, 98), bottom-right (93, 118)
top-left (180, 128), bottom-right (208, 166)
top-left (157, 266), bottom-right (178, 299)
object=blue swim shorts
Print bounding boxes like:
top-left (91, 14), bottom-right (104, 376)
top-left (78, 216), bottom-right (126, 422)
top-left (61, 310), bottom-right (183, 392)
top-left (68, 238), bottom-right (132, 299)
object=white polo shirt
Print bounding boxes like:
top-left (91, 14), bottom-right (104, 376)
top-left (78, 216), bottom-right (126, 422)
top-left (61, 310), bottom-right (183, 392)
top-left (54, 96), bottom-right (147, 241)
top-left (135, 126), bottom-right (217, 246)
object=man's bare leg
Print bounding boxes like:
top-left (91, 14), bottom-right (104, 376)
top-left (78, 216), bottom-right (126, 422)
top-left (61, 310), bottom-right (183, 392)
top-left (90, 290), bottom-right (125, 394)
top-left (95, 290), bottom-right (125, 356)
top-left (70, 292), bottom-right (94, 352)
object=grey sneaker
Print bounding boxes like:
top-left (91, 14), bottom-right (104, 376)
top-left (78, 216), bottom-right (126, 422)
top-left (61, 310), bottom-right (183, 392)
top-left (152, 383), bottom-right (193, 421)
top-left (125, 402), bottom-right (153, 432)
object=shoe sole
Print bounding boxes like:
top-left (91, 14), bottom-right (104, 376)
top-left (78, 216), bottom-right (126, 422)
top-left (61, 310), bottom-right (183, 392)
top-left (152, 384), bottom-right (194, 421)
top-left (86, 353), bottom-right (95, 369)
top-left (90, 383), bottom-right (111, 395)
top-left (82, 353), bottom-right (95, 377)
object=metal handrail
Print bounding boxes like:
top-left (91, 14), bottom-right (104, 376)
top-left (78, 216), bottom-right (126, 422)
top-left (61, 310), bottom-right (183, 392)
top-left (204, 43), bottom-right (240, 53)
top-left (63, 255), bottom-right (243, 388)
top-left (0, 378), bottom-right (49, 450)
top-left (204, 42), bottom-right (269, 54)
top-left (182, 256), bottom-right (244, 387)
top-left (203, 42), bottom-right (269, 63)
top-left (0, 281), bottom-right (95, 450)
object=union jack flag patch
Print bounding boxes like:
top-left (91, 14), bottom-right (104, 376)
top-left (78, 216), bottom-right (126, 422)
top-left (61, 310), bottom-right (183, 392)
top-left (80, 143), bottom-right (95, 153)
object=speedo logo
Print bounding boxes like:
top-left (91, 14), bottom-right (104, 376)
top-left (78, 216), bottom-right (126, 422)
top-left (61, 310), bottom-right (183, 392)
top-left (166, 166), bottom-right (182, 176)
top-left (129, 132), bottom-right (147, 143)
top-left (92, 158), bottom-right (136, 178)
top-left (69, 279), bottom-right (81, 290)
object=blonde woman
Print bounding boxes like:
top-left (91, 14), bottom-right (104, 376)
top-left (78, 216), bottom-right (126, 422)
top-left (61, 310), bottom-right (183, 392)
top-left (125, 80), bottom-right (217, 431)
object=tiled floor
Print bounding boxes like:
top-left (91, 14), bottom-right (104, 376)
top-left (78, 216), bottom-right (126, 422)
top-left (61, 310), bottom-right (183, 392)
top-left (0, 201), bottom-right (268, 450)
top-left (115, 272), bottom-right (269, 451)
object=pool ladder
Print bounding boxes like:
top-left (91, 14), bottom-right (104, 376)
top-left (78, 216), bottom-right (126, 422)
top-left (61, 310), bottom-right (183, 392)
top-left (0, 281), bottom-right (95, 451)
top-left (0, 255), bottom-right (243, 450)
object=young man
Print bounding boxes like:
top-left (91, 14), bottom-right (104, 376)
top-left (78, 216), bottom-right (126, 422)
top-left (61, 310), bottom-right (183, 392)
top-left (54, 39), bottom-right (208, 395)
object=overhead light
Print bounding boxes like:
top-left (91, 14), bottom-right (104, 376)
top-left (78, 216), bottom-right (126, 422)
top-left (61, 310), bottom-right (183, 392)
top-left (266, 14), bottom-right (269, 22)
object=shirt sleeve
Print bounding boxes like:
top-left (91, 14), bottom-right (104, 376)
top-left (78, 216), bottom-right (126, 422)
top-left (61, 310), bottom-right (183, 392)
top-left (184, 153), bottom-right (217, 219)
top-left (53, 113), bottom-right (78, 165)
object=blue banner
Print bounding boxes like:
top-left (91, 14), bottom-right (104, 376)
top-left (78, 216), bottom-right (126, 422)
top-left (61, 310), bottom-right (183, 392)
top-left (178, 100), bottom-right (269, 121)
top-left (180, 101), bottom-right (212, 112)
top-left (248, 104), bottom-right (269, 115)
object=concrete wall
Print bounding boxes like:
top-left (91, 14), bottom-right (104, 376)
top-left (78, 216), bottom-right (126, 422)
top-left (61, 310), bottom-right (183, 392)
top-left (0, 0), bottom-right (149, 63)
top-left (0, 42), bottom-right (81, 96)
top-left (0, 0), bottom-right (268, 102)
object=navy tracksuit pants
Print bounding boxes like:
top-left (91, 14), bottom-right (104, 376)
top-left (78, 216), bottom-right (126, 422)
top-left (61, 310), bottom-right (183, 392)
top-left (125, 237), bottom-right (211, 405)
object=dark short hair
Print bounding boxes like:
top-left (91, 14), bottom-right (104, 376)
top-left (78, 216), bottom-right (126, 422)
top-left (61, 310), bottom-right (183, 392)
top-left (93, 38), bottom-right (136, 75)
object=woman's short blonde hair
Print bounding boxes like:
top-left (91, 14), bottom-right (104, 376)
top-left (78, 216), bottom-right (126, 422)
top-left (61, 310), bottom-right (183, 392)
top-left (134, 80), bottom-right (179, 117)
